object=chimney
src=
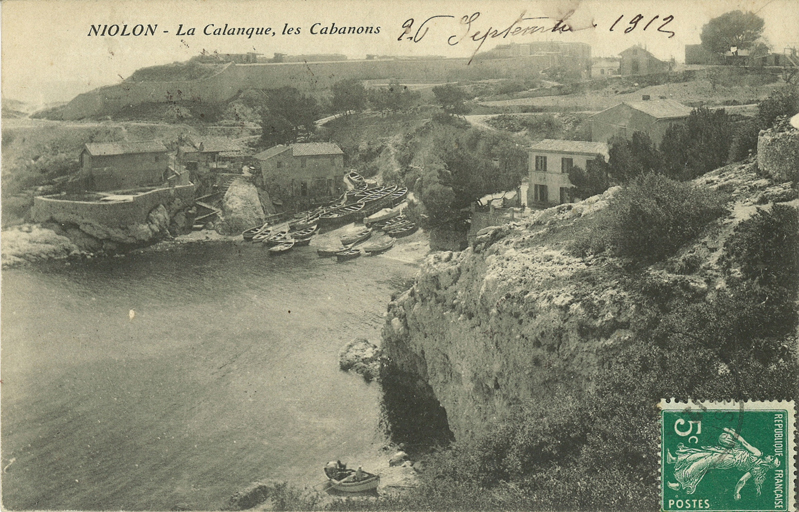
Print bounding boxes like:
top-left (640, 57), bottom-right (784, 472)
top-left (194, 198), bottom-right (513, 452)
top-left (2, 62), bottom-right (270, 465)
top-left (642, 94), bottom-right (651, 101)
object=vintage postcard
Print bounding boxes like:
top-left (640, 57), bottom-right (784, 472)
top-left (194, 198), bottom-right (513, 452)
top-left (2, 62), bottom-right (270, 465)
top-left (2, 0), bottom-right (798, 510)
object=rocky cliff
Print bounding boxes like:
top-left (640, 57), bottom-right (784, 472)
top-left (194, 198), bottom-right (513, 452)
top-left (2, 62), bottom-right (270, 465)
top-left (381, 162), bottom-right (798, 442)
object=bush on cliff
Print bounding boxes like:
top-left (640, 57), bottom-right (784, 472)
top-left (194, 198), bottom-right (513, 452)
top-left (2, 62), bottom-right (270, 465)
top-left (603, 173), bottom-right (728, 262)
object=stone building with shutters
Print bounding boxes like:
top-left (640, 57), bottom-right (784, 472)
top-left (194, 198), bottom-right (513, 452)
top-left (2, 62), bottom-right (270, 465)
top-left (254, 142), bottom-right (345, 210)
top-left (528, 139), bottom-right (609, 206)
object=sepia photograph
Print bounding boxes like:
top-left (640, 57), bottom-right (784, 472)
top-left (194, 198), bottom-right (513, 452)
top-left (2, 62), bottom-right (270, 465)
top-left (1, 0), bottom-right (797, 510)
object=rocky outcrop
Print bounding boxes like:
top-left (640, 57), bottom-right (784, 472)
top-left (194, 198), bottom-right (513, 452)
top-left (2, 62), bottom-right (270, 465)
top-left (757, 122), bottom-right (799, 182)
top-left (339, 338), bottom-right (381, 382)
top-left (1, 224), bottom-right (81, 267)
top-left (216, 179), bottom-right (264, 235)
top-left (78, 204), bottom-right (171, 245)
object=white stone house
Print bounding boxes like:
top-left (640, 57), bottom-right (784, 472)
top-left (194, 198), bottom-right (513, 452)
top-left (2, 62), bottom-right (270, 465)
top-left (528, 140), bottom-right (609, 206)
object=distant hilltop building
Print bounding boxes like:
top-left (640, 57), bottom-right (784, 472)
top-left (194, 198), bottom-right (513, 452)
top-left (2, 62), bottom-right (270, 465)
top-left (193, 52), bottom-right (263, 64)
top-left (619, 45), bottom-right (670, 75)
top-left (591, 57), bottom-right (621, 78)
top-left (477, 41), bottom-right (592, 77)
top-left (589, 98), bottom-right (692, 145)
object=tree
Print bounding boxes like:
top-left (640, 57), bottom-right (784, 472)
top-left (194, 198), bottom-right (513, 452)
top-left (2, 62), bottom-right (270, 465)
top-left (432, 84), bottom-right (471, 116)
top-left (368, 80), bottom-right (419, 115)
top-left (330, 79), bottom-right (367, 115)
top-left (568, 158), bottom-right (610, 199)
top-left (259, 113), bottom-right (295, 147)
top-left (700, 11), bottom-right (765, 56)
top-left (259, 87), bottom-right (319, 146)
top-left (659, 107), bottom-right (733, 180)
top-left (607, 132), bottom-right (660, 184)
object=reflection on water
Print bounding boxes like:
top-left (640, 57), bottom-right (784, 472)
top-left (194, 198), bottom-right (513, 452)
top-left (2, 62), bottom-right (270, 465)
top-left (1, 242), bottom-right (416, 510)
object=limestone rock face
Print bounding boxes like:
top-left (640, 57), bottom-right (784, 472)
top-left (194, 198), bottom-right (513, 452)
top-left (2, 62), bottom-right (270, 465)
top-left (217, 178), bottom-right (265, 235)
top-left (757, 127), bottom-right (799, 182)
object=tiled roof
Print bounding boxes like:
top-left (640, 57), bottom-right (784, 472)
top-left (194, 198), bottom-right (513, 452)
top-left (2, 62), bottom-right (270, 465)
top-left (290, 142), bottom-right (344, 156)
top-left (84, 141), bottom-right (167, 156)
top-left (253, 145), bottom-right (291, 160)
top-left (528, 139), bottom-right (609, 156)
top-left (254, 142), bottom-right (344, 160)
top-left (624, 99), bottom-right (693, 119)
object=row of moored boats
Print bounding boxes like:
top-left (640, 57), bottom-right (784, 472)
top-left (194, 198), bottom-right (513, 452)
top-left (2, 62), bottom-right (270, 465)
top-left (240, 172), bottom-right (418, 260)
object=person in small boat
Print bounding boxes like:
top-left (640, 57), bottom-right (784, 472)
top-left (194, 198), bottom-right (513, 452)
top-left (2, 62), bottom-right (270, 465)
top-left (325, 460), bottom-right (351, 480)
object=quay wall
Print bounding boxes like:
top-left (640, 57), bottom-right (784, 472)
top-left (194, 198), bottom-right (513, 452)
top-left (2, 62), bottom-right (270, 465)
top-left (32, 185), bottom-right (196, 227)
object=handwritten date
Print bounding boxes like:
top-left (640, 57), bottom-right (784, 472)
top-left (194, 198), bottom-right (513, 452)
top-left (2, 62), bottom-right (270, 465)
top-left (398, 12), bottom-right (676, 63)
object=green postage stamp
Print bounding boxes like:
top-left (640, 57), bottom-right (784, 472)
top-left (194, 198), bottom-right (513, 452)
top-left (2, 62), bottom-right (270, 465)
top-left (661, 400), bottom-right (796, 512)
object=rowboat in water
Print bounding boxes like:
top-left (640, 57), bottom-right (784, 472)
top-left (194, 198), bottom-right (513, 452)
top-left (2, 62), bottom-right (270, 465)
top-left (324, 461), bottom-right (379, 493)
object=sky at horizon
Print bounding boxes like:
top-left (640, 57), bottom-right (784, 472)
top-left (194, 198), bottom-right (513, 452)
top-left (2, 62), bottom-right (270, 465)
top-left (2, 0), bottom-right (798, 106)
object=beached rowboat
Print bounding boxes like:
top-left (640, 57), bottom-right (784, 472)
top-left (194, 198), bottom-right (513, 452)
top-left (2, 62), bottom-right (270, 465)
top-left (318, 202), bottom-right (365, 227)
top-left (363, 237), bottom-right (395, 255)
top-left (268, 240), bottom-right (294, 254)
top-left (242, 222), bottom-right (270, 241)
top-left (340, 228), bottom-right (372, 246)
top-left (387, 223), bottom-right (418, 238)
top-left (317, 246), bottom-right (344, 257)
top-left (364, 207), bottom-right (400, 227)
top-left (335, 249), bottom-right (362, 262)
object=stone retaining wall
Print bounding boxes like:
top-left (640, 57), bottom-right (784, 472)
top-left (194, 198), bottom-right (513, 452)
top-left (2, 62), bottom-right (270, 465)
top-left (32, 184), bottom-right (195, 227)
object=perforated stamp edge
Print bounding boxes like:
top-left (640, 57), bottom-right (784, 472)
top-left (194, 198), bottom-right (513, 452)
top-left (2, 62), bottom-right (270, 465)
top-left (658, 399), bottom-right (796, 512)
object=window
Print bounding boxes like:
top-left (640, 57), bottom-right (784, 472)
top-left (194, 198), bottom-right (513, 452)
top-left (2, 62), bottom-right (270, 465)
top-left (534, 184), bottom-right (548, 203)
top-left (185, 161), bottom-right (198, 171)
top-left (301, 158), bottom-right (307, 168)
top-left (154, 155), bottom-right (160, 162)
top-left (276, 161), bottom-right (283, 169)
top-left (561, 157), bottom-right (574, 173)
top-left (560, 187), bottom-right (572, 204)
top-left (631, 60), bottom-right (640, 74)
top-left (300, 181), bottom-right (308, 196)
top-left (600, 68), bottom-right (605, 75)
top-left (534, 155), bottom-right (547, 172)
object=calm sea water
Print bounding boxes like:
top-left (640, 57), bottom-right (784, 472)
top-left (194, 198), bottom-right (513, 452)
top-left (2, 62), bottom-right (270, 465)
top-left (1, 242), bottom-right (416, 510)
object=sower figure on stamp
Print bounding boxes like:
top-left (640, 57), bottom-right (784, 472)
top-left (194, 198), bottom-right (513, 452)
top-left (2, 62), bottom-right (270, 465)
top-left (666, 427), bottom-right (780, 500)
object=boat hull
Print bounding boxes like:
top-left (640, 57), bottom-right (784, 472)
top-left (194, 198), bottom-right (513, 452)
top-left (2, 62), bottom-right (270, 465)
top-left (329, 474), bottom-right (380, 492)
